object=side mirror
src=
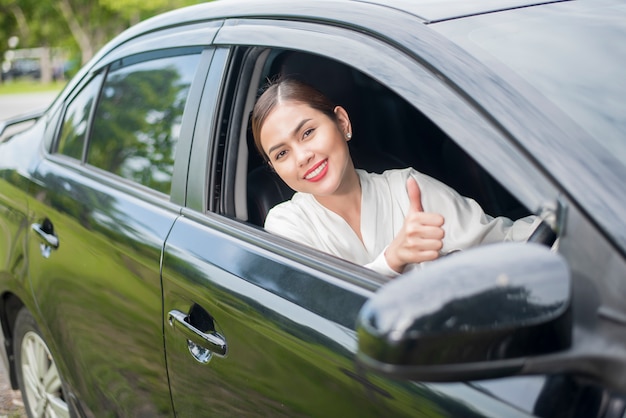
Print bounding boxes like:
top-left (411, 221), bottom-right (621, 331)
top-left (356, 243), bottom-right (571, 382)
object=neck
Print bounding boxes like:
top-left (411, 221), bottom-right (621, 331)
top-left (314, 168), bottom-right (362, 224)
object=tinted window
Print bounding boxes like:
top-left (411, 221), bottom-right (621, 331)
top-left (57, 73), bottom-right (103, 159)
top-left (435, 0), bottom-right (626, 166)
top-left (432, 0), bottom-right (626, 251)
top-left (87, 52), bottom-right (201, 194)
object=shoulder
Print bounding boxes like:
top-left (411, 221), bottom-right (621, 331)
top-left (264, 192), bottom-right (316, 229)
top-left (266, 192), bottom-right (310, 217)
top-left (361, 167), bottom-right (464, 210)
top-left (358, 167), bottom-right (413, 187)
top-left (361, 167), bottom-right (443, 194)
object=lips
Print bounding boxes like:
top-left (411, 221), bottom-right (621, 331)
top-left (304, 159), bottom-right (328, 182)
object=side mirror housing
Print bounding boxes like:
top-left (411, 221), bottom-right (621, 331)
top-left (357, 243), bottom-right (571, 381)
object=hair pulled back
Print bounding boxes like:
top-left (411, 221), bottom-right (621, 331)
top-left (251, 78), bottom-right (336, 161)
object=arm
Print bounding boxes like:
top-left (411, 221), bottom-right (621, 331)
top-left (376, 170), bottom-right (538, 276)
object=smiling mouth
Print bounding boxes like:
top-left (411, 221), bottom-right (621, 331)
top-left (304, 160), bottom-right (328, 181)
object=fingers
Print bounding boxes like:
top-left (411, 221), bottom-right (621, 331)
top-left (405, 210), bottom-right (444, 228)
top-left (403, 215), bottom-right (445, 249)
top-left (384, 175), bottom-right (446, 273)
top-left (406, 177), bottom-right (423, 212)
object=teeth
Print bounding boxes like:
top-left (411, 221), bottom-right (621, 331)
top-left (305, 160), bottom-right (327, 180)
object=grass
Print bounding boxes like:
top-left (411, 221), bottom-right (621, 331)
top-left (0, 79), bottom-right (66, 95)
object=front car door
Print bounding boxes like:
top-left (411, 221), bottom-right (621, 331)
top-left (161, 11), bottom-right (564, 417)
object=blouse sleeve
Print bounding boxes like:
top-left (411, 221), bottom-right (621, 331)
top-left (412, 170), bottom-right (540, 255)
top-left (365, 247), bottom-right (401, 278)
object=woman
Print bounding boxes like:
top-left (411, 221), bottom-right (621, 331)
top-left (251, 78), bottom-right (538, 277)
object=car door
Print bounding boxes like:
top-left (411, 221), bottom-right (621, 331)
top-left (25, 28), bottom-right (209, 415)
top-left (161, 17), bottom-right (563, 417)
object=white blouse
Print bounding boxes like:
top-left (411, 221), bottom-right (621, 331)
top-left (264, 168), bottom-right (539, 277)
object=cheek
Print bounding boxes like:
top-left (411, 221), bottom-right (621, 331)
top-left (272, 164), bottom-right (295, 182)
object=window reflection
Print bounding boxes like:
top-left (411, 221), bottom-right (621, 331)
top-left (57, 73), bottom-right (104, 159)
top-left (88, 53), bottom-right (201, 194)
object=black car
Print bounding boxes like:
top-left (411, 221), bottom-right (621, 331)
top-left (1, 0), bottom-right (625, 417)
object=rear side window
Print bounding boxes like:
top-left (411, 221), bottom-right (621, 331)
top-left (57, 73), bottom-right (104, 159)
top-left (87, 52), bottom-right (201, 194)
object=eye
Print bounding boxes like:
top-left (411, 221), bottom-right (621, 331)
top-left (274, 149), bottom-right (287, 161)
top-left (302, 128), bottom-right (314, 139)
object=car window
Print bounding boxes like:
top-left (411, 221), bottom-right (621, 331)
top-left (231, 48), bottom-right (532, 227)
top-left (57, 73), bottom-right (104, 160)
top-left (204, 20), bottom-right (561, 282)
top-left (86, 52), bottom-right (201, 194)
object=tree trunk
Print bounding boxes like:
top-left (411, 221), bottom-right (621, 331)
top-left (8, 5), bottom-right (30, 43)
top-left (55, 0), bottom-right (95, 64)
top-left (39, 47), bottom-right (52, 84)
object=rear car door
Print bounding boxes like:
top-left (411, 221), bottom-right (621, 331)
top-left (161, 17), bottom-right (555, 417)
top-left (26, 28), bottom-right (208, 415)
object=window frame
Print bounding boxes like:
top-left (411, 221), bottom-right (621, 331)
top-left (48, 34), bottom-right (216, 203)
top-left (208, 18), bottom-right (559, 219)
top-left (84, 48), bottom-right (203, 194)
top-left (53, 70), bottom-right (105, 162)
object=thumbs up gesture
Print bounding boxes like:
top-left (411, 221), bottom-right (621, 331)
top-left (385, 177), bottom-right (445, 273)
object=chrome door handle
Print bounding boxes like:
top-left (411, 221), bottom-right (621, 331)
top-left (32, 223), bottom-right (60, 248)
top-left (168, 310), bottom-right (227, 360)
top-left (32, 222), bottom-right (59, 258)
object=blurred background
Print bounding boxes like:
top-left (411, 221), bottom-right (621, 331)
top-left (0, 0), bottom-right (208, 96)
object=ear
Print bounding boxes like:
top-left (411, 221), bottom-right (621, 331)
top-left (333, 106), bottom-right (352, 141)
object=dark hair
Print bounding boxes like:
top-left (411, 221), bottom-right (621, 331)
top-left (251, 78), bottom-right (337, 161)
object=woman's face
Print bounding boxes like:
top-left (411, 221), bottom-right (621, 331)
top-left (259, 101), bottom-right (354, 196)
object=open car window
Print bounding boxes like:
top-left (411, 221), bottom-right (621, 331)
top-left (229, 48), bottom-right (533, 230)
top-left (207, 27), bottom-right (562, 280)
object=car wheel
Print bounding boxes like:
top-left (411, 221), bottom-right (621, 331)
top-left (14, 308), bottom-right (72, 418)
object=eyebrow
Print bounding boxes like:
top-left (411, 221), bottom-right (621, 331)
top-left (267, 118), bottom-right (312, 156)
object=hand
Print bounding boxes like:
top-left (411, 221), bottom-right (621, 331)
top-left (385, 177), bottom-right (445, 273)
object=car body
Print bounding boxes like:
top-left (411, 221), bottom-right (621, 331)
top-left (1, 0), bottom-right (625, 416)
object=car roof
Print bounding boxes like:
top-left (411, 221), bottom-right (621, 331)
top-left (352, 0), bottom-right (566, 22)
top-left (122, 0), bottom-right (565, 39)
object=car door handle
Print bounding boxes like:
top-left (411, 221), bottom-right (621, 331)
top-left (32, 222), bottom-right (60, 248)
top-left (168, 310), bottom-right (227, 358)
top-left (32, 221), bottom-right (59, 258)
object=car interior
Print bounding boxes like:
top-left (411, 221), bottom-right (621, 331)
top-left (232, 47), bottom-right (532, 230)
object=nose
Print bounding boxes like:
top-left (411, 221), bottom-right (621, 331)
top-left (295, 145), bottom-right (314, 167)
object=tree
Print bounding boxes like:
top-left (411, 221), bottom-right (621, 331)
top-left (52, 0), bottom-right (204, 64)
top-left (1, 0), bottom-right (205, 82)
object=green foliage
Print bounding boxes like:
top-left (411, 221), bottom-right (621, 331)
top-left (0, 79), bottom-right (65, 95)
top-left (0, 0), bottom-right (208, 67)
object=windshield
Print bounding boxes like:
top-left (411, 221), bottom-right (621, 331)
top-left (432, 0), bottom-right (626, 250)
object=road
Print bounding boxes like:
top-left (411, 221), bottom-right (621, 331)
top-left (0, 359), bottom-right (24, 417)
top-left (0, 91), bottom-right (57, 418)
top-left (0, 91), bottom-right (59, 121)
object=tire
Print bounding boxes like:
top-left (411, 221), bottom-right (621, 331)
top-left (13, 308), bottom-right (72, 418)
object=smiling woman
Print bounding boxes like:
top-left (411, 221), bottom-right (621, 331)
top-left (250, 78), bottom-right (539, 277)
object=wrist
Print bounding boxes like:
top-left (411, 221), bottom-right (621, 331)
top-left (384, 247), bottom-right (404, 274)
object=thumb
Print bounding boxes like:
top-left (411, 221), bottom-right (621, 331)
top-left (407, 177), bottom-right (423, 212)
